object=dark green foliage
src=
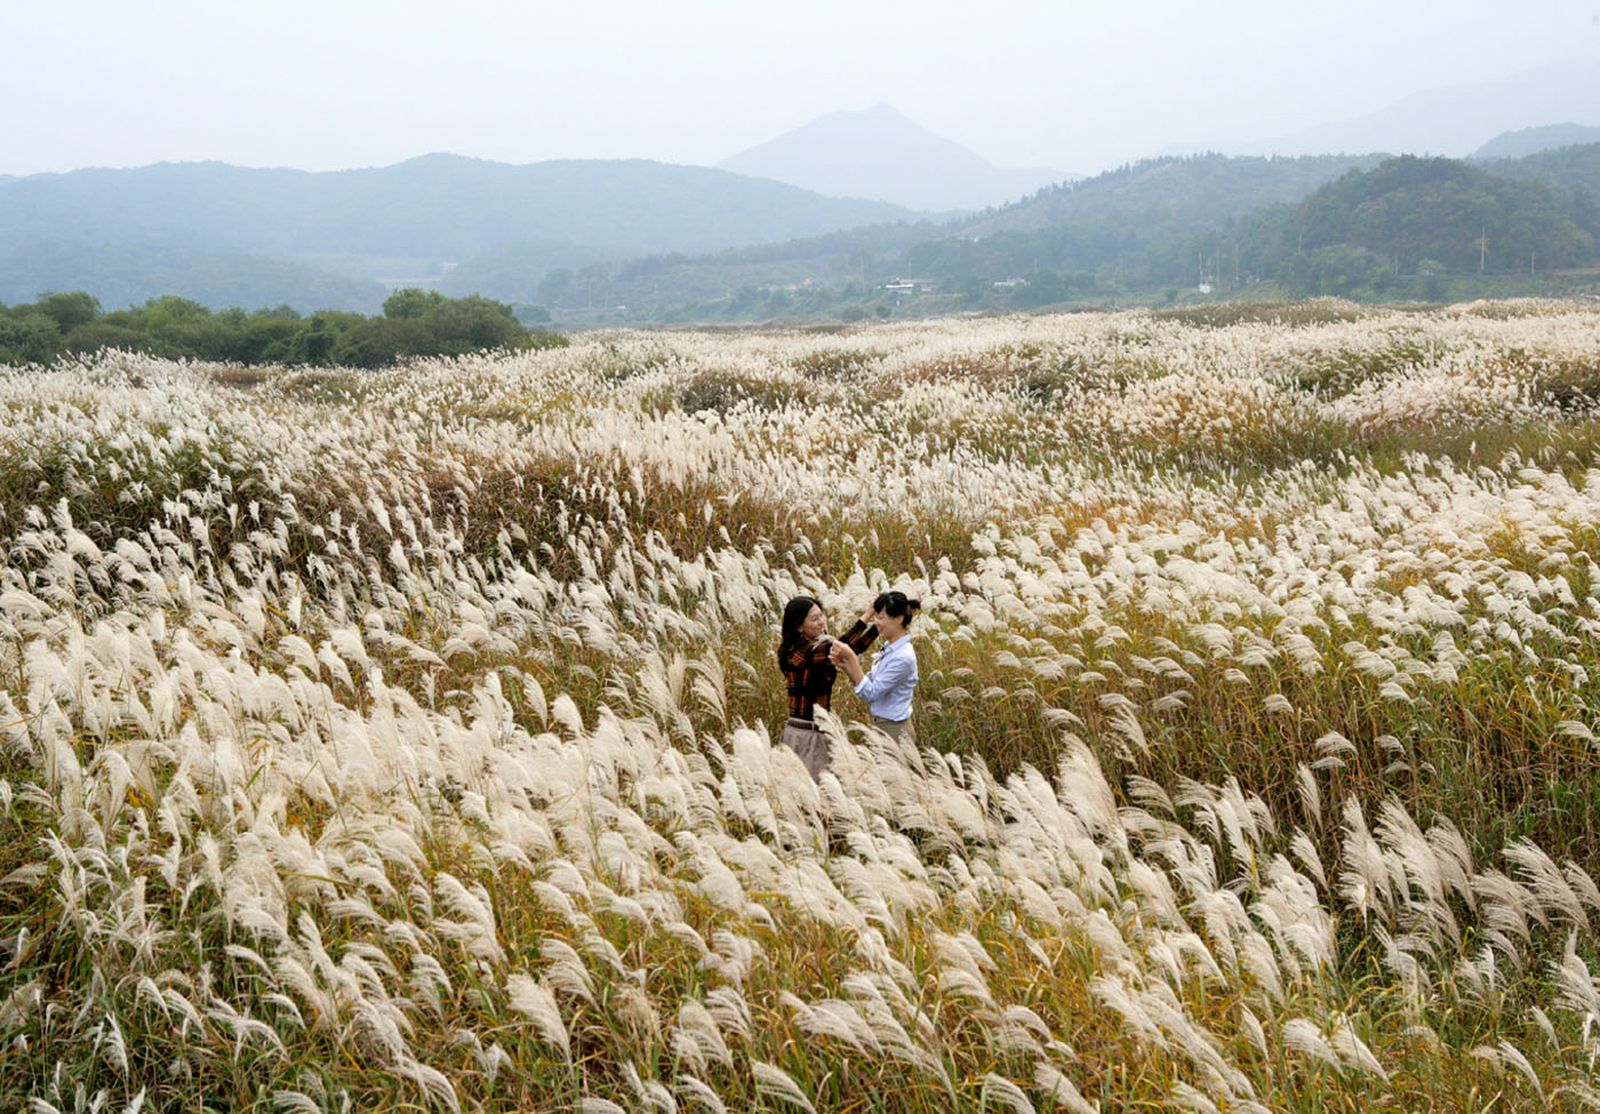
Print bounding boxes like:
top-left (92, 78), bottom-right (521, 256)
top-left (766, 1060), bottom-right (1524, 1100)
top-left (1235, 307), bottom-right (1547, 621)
top-left (1283, 156), bottom-right (1592, 276)
top-left (1480, 139), bottom-right (1600, 203)
top-left (0, 290), bottom-right (568, 369)
top-left (427, 295), bottom-right (526, 351)
top-left (0, 312), bottom-right (60, 365)
top-left (382, 287), bottom-right (447, 319)
top-left (330, 316), bottom-right (436, 369)
top-left (61, 321), bottom-right (144, 356)
top-left (1174, 154), bottom-right (1600, 301)
top-left (33, 290), bottom-right (101, 332)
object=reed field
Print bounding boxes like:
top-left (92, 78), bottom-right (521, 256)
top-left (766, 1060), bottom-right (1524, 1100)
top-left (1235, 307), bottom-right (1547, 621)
top-left (6, 299), bottom-right (1600, 1112)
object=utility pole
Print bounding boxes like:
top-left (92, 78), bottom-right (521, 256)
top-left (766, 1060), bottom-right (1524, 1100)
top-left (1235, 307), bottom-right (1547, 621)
top-left (1479, 226), bottom-right (1487, 274)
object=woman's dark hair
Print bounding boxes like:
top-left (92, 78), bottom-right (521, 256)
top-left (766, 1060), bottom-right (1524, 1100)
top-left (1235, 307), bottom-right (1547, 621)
top-left (873, 590), bottom-right (922, 626)
top-left (779, 595), bottom-right (821, 656)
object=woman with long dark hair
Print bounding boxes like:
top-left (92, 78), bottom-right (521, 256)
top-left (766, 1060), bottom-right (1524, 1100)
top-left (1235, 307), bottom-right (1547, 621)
top-left (776, 595), bottom-right (877, 777)
top-left (829, 590), bottom-right (921, 742)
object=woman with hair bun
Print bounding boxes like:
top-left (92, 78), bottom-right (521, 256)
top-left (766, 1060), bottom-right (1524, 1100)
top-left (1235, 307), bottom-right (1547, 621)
top-left (776, 595), bottom-right (878, 778)
top-left (829, 590), bottom-right (921, 741)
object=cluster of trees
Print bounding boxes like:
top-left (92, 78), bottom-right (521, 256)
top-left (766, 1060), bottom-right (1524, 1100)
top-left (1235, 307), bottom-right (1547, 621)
top-left (1170, 155), bottom-right (1599, 298)
top-left (0, 289), bottom-right (565, 368)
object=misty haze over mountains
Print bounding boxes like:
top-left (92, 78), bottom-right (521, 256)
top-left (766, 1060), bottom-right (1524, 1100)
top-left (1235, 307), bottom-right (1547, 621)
top-left (2, 58), bottom-right (1600, 315)
top-left (0, 158), bottom-right (911, 311)
top-left (1169, 59), bottom-right (1600, 159)
top-left (718, 105), bottom-right (1069, 212)
top-left (1474, 123), bottom-right (1600, 160)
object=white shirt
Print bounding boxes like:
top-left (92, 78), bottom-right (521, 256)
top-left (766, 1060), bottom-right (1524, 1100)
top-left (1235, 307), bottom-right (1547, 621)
top-left (854, 634), bottom-right (918, 721)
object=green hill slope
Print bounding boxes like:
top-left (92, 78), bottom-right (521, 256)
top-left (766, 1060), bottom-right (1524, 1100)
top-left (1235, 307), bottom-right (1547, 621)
top-left (1169, 154), bottom-right (1600, 300)
top-left (1479, 140), bottom-right (1600, 202)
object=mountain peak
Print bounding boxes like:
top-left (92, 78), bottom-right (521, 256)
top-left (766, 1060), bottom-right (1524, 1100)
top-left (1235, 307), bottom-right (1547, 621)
top-left (854, 103), bottom-right (917, 124)
top-left (719, 106), bottom-right (1067, 212)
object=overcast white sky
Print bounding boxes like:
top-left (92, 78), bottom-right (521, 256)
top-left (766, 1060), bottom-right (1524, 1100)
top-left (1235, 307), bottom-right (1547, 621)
top-left (3, 0), bottom-right (1598, 178)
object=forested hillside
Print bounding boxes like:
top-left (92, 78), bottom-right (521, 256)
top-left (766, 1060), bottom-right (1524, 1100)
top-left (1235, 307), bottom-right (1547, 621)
top-left (1174, 154), bottom-right (1600, 299)
top-left (588, 149), bottom-right (1600, 318)
top-left (1477, 138), bottom-right (1600, 199)
top-left (1297, 155), bottom-right (1590, 268)
top-left (510, 153), bottom-right (1390, 318)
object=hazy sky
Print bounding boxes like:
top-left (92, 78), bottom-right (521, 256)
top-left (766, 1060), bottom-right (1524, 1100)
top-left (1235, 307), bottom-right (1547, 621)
top-left (3, 0), bottom-right (1598, 178)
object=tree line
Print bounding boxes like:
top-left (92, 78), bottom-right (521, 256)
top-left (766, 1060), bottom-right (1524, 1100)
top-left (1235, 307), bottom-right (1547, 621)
top-left (0, 289), bottom-right (566, 368)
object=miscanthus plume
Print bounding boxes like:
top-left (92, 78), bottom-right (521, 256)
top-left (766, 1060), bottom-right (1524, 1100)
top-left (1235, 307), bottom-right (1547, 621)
top-left (0, 301), bottom-right (1598, 1110)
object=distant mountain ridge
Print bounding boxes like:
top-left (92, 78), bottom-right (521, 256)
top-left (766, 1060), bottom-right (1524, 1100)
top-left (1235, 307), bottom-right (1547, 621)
top-left (959, 152), bottom-right (1386, 238)
top-left (1177, 59), bottom-right (1600, 160)
top-left (485, 141), bottom-right (1600, 318)
top-left (719, 105), bottom-right (1067, 212)
top-left (0, 241), bottom-right (388, 315)
top-left (13, 106), bottom-right (1600, 320)
top-left (0, 155), bottom-right (912, 310)
top-left (1474, 123), bottom-right (1600, 160)
top-left (451, 151), bottom-right (1391, 310)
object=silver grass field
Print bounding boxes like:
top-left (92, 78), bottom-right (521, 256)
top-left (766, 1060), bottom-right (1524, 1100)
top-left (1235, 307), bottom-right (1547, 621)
top-left (2, 299), bottom-right (1600, 1111)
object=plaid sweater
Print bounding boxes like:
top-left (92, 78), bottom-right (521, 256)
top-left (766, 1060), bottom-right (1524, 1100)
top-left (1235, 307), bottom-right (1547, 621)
top-left (779, 620), bottom-right (877, 721)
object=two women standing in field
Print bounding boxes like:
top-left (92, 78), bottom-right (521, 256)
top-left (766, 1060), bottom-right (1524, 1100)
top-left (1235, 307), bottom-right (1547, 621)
top-left (775, 590), bottom-right (921, 777)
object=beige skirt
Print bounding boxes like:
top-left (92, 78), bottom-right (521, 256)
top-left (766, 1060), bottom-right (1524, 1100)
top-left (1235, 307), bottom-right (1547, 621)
top-left (779, 717), bottom-right (830, 779)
